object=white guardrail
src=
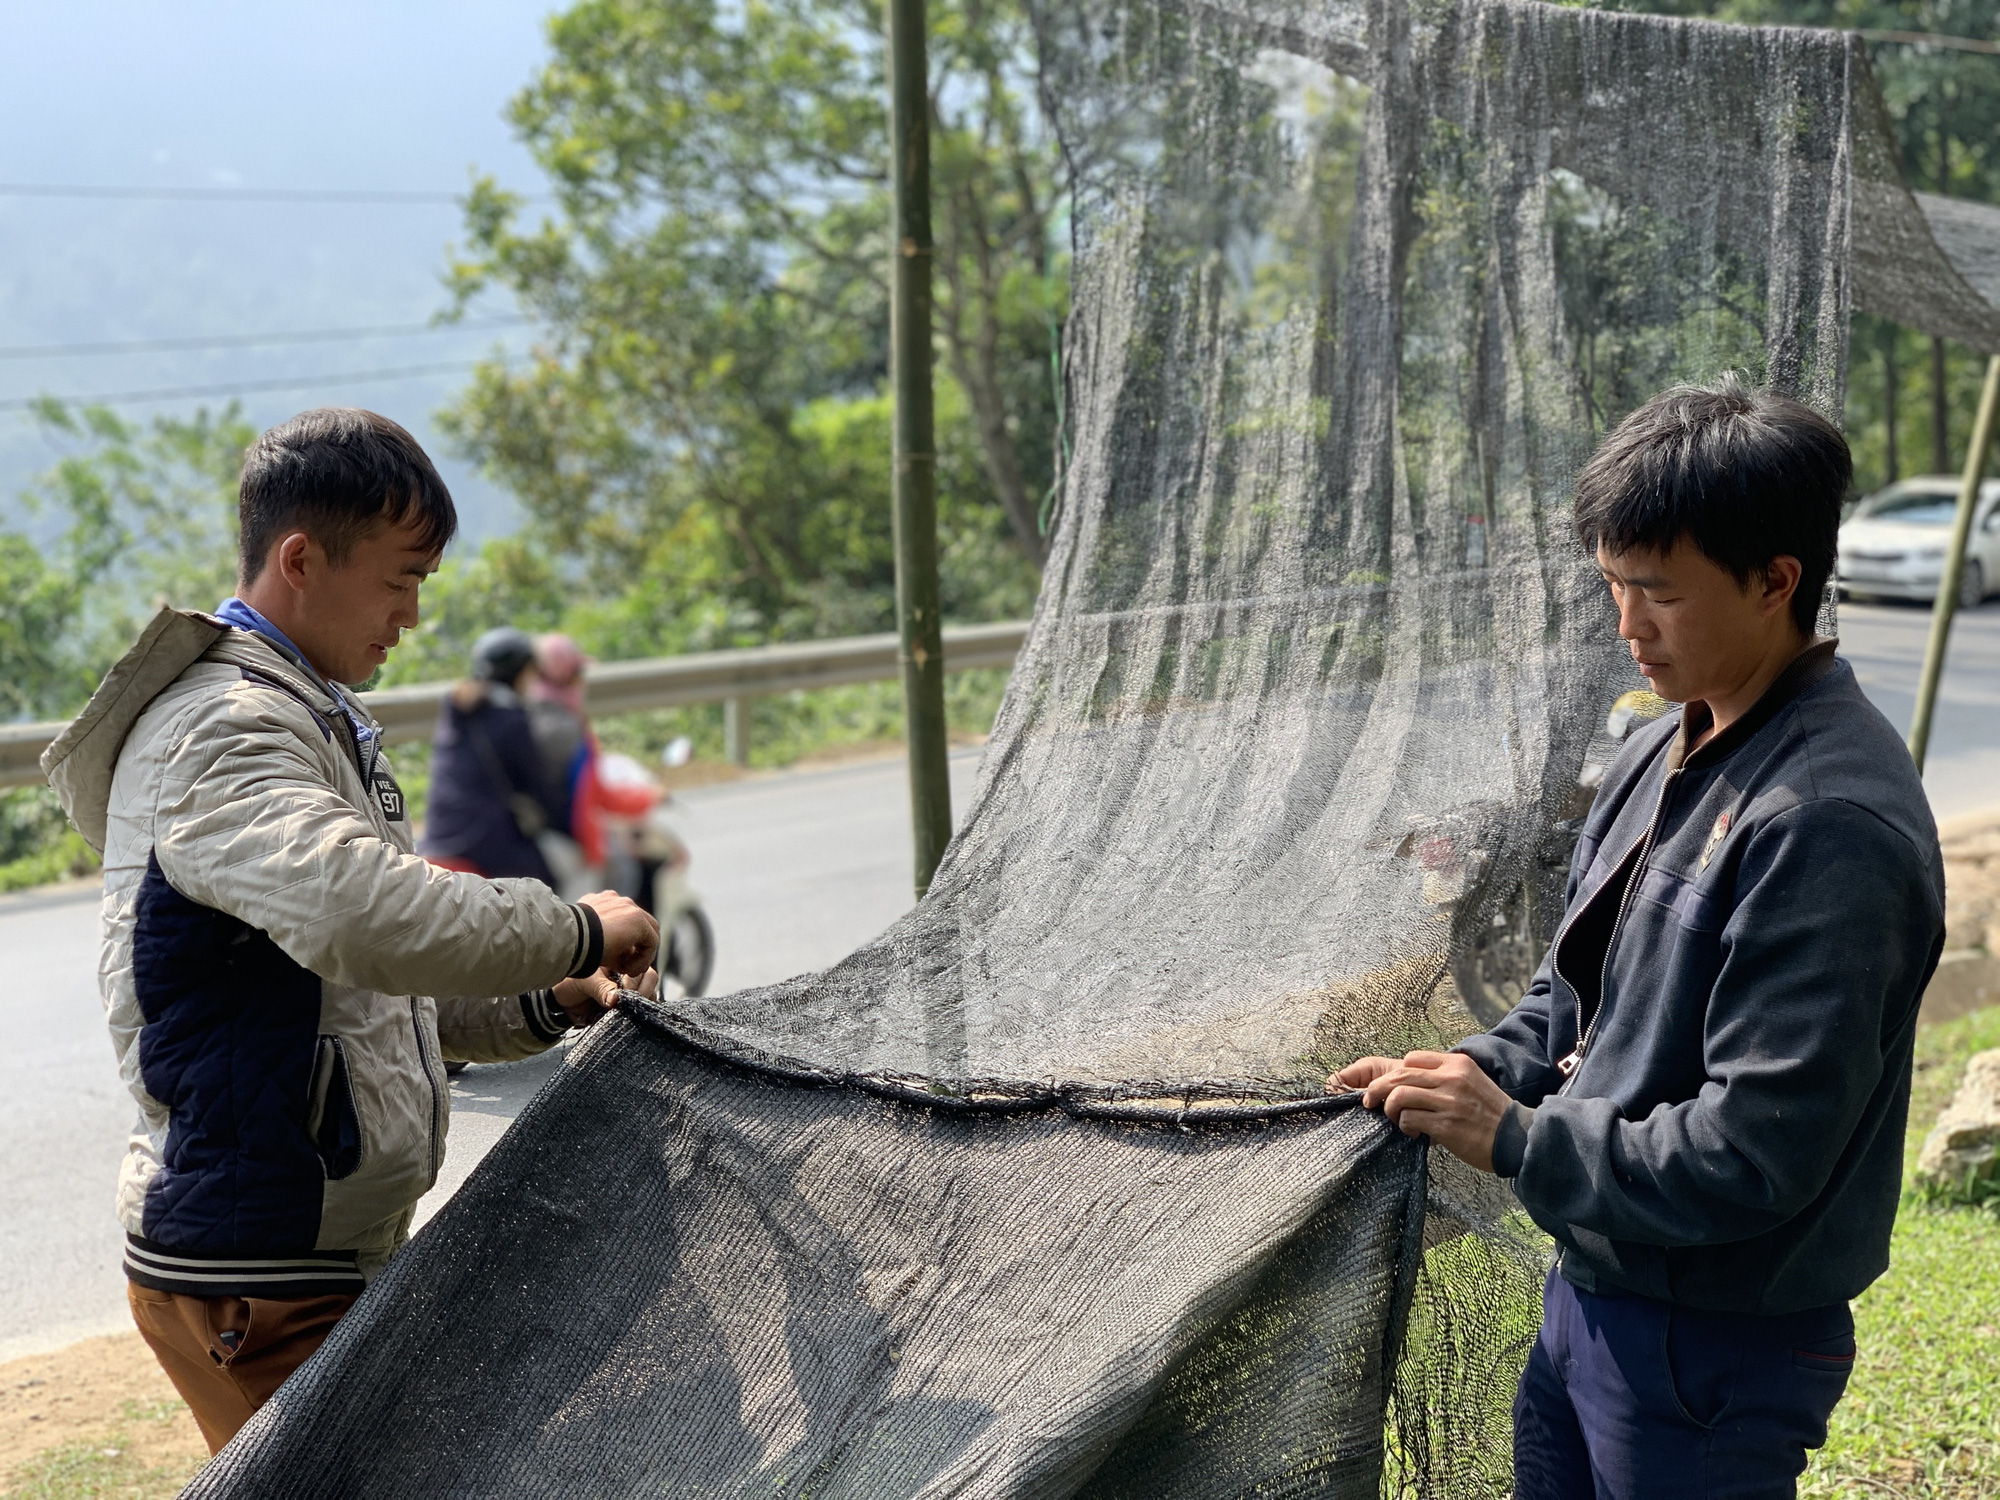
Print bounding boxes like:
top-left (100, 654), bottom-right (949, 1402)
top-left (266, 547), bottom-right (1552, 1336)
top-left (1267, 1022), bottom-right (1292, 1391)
top-left (0, 621), bottom-right (1031, 789)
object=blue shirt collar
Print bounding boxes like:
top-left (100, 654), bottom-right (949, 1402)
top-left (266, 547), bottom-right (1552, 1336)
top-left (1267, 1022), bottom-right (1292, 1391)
top-left (215, 596), bottom-right (380, 758)
top-left (214, 597), bottom-right (312, 674)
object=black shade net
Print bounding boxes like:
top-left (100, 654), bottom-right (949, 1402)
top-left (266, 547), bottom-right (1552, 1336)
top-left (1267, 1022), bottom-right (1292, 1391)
top-left (185, 2), bottom-right (2000, 1495)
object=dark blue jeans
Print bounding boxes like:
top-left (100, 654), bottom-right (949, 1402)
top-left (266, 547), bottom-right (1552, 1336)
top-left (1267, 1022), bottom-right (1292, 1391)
top-left (1514, 1267), bottom-right (1855, 1499)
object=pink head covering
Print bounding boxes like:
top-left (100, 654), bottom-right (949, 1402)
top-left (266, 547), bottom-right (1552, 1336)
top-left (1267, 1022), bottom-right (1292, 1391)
top-left (530, 633), bottom-right (588, 714)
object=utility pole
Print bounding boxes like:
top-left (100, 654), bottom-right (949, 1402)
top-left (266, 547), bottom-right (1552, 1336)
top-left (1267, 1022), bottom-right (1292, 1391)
top-left (1909, 353), bottom-right (2000, 774)
top-left (887, 0), bottom-right (952, 898)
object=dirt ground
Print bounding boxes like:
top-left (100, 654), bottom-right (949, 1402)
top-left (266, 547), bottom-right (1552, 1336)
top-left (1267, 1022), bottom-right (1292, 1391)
top-left (0, 1332), bottom-right (206, 1484)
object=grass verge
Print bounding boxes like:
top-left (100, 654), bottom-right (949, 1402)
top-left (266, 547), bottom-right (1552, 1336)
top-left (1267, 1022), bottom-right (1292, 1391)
top-left (0, 1400), bottom-right (202, 1500)
top-left (1801, 1004), bottom-right (2000, 1499)
top-left (0, 829), bottom-right (100, 895)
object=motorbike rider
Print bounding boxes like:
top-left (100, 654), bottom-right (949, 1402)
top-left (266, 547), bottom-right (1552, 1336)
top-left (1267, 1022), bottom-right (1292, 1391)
top-left (420, 627), bottom-right (570, 883)
top-left (525, 632), bottom-right (656, 897)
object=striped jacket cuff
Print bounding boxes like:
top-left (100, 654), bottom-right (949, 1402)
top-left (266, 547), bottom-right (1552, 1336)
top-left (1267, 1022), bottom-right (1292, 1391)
top-left (568, 903), bottom-right (604, 978)
top-left (520, 988), bottom-right (572, 1044)
top-left (124, 1234), bottom-right (365, 1299)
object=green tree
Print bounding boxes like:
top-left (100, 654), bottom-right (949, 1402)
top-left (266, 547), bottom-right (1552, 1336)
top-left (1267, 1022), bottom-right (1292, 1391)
top-left (437, 0), bottom-right (1060, 655)
top-left (0, 402), bottom-right (249, 721)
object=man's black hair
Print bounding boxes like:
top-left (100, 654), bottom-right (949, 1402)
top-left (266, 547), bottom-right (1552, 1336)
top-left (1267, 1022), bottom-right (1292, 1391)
top-left (239, 408), bottom-right (457, 583)
top-left (1573, 374), bottom-right (1850, 634)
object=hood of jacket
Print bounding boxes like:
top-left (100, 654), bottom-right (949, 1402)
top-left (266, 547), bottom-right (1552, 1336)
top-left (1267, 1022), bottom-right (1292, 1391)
top-left (42, 605), bottom-right (356, 852)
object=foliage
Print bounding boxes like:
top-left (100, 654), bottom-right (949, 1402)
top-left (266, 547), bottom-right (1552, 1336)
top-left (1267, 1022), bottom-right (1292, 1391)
top-left (0, 533), bottom-right (85, 725)
top-left (0, 786), bottom-right (67, 864)
top-left (589, 664), bottom-right (1011, 770)
top-left (384, 383), bottom-right (1033, 689)
top-left (1848, 313), bottom-right (2000, 495)
top-left (1549, 173), bottom-right (1772, 441)
top-left (435, 0), bottom-right (1060, 658)
top-left (0, 404), bottom-right (242, 891)
top-left (1627, 0), bottom-right (2000, 493)
top-left (0, 828), bottom-right (101, 894)
top-left (0, 403), bottom-right (249, 722)
top-left (0, 787), bottom-right (98, 892)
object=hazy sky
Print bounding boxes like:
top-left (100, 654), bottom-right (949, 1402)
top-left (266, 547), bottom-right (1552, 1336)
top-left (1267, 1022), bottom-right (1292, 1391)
top-left (0, 0), bottom-right (566, 544)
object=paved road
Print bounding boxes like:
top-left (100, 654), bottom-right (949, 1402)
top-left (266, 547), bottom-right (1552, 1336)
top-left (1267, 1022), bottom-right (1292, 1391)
top-left (3, 601), bottom-right (1995, 1360)
top-left (1837, 598), bottom-right (2000, 822)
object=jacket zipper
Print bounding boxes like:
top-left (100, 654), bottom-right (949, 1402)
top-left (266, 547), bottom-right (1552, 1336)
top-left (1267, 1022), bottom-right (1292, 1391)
top-left (1547, 756), bottom-right (1680, 1286)
top-left (1557, 763), bottom-right (1682, 1096)
top-left (329, 705), bottom-right (379, 793)
top-left (410, 998), bottom-right (445, 1179)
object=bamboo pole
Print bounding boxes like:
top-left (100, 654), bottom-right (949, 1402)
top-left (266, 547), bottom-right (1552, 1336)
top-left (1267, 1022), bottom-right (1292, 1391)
top-left (1908, 353), bottom-right (2000, 773)
top-left (886, 0), bottom-right (952, 897)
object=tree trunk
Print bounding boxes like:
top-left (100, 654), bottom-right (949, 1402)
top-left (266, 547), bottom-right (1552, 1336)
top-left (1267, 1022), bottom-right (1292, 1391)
top-left (1882, 324), bottom-right (1899, 483)
top-left (1930, 126), bottom-right (1952, 476)
top-left (951, 341), bottom-right (1048, 570)
top-left (933, 169), bottom-right (1049, 571)
top-left (1933, 335), bottom-right (1950, 474)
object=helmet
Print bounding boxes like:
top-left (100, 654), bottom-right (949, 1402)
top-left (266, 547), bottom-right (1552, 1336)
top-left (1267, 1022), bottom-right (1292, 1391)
top-left (471, 626), bottom-right (537, 684)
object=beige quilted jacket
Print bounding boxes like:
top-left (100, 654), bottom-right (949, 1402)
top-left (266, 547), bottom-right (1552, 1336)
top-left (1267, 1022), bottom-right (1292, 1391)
top-left (42, 608), bottom-right (601, 1294)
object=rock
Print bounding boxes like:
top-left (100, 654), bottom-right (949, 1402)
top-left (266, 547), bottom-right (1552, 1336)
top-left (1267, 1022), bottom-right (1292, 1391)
top-left (1916, 1049), bottom-right (2000, 1201)
top-left (1921, 950), bottom-right (2000, 1028)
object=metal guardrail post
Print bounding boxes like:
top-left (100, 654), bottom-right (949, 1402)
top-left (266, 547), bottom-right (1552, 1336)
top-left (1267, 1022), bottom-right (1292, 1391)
top-left (1909, 353), bottom-right (2000, 774)
top-left (723, 696), bottom-right (750, 767)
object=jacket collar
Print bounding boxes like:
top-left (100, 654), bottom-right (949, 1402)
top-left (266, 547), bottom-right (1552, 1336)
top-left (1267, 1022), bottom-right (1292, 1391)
top-left (204, 628), bottom-right (353, 716)
top-left (1667, 637), bottom-right (1840, 772)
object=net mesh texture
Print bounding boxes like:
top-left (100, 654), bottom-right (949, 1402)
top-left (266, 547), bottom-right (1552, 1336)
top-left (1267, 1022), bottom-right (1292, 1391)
top-left (185, 2), bottom-right (2000, 1495)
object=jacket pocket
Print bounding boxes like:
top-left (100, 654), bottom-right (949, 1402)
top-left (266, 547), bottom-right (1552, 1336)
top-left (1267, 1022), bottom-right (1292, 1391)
top-left (307, 1036), bottom-right (363, 1181)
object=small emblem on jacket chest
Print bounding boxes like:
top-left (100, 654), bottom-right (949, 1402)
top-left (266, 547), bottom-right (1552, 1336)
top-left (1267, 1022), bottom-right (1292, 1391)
top-left (1698, 811), bottom-right (1732, 873)
top-left (373, 772), bottom-right (407, 822)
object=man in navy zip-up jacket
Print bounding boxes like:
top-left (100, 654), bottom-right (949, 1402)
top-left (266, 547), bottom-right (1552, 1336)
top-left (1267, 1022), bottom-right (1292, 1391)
top-left (1335, 377), bottom-right (1945, 1499)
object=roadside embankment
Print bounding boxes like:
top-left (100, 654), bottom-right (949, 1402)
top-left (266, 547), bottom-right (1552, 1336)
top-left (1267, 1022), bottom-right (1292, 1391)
top-left (1929, 807), bottom-right (2000, 1027)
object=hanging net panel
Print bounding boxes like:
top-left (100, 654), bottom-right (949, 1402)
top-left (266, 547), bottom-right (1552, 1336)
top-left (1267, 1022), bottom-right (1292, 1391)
top-left (185, 2), bottom-right (2000, 1496)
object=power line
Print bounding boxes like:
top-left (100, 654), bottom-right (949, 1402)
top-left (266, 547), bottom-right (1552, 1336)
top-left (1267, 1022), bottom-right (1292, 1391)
top-left (0, 183), bottom-right (547, 205)
top-left (0, 317), bottom-right (529, 362)
top-left (0, 360), bottom-right (489, 414)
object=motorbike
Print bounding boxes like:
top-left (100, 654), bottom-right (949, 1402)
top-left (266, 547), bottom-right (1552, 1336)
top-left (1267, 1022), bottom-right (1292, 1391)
top-left (541, 736), bottom-right (715, 998)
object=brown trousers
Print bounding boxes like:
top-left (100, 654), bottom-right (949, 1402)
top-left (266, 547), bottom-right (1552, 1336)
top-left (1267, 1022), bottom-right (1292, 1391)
top-left (127, 1282), bottom-right (357, 1453)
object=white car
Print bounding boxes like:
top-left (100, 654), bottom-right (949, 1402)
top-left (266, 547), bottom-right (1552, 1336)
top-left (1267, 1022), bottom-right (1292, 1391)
top-left (1838, 477), bottom-right (2000, 607)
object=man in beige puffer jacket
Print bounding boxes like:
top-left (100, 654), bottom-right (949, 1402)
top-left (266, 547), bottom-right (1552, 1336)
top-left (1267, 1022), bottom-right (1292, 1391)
top-left (41, 408), bottom-right (659, 1453)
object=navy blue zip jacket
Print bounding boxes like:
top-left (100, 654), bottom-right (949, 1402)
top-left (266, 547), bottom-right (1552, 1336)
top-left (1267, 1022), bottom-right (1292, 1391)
top-left (420, 683), bottom-right (567, 882)
top-left (1458, 640), bottom-right (1944, 1315)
